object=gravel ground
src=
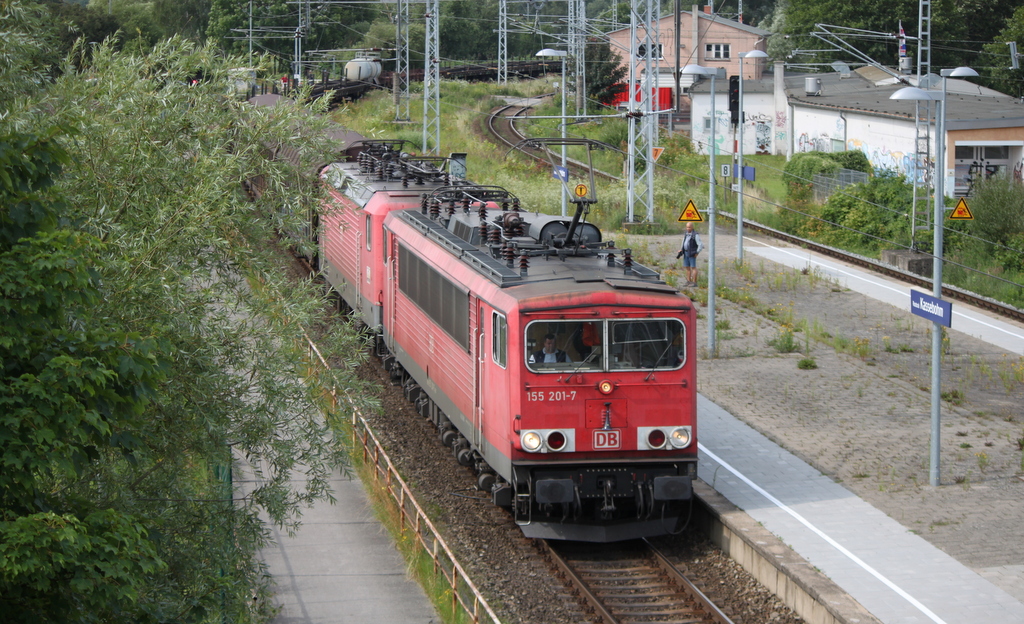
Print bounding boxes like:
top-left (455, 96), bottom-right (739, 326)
top-left (628, 231), bottom-right (1024, 576)
top-left (354, 356), bottom-right (804, 624)
top-left (306, 221), bottom-right (1024, 623)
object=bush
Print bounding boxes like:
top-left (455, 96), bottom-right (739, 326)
top-left (783, 152), bottom-right (840, 203)
top-left (828, 150), bottom-right (872, 173)
top-left (816, 172), bottom-right (913, 251)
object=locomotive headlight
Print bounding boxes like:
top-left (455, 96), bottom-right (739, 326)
top-left (669, 426), bottom-right (692, 449)
top-left (521, 431), bottom-right (543, 452)
top-left (597, 380), bottom-right (614, 395)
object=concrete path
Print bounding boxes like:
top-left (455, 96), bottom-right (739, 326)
top-left (241, 464), bottom-right (439, 624)
top-left (744, 239), bottom-right (1024, 355)
top-left (698, 396), bottom-right (1024, 624)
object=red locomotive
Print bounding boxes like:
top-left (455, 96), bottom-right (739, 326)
top-left (319, 138), bottom-right (697, 541)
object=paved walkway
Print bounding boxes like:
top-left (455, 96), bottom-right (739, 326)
top-left (698, 397), bottom-right (1024, 624)
top-left (634, 226), bottom-right (1024, 624)
top-left (745, 242), bottom-right (1024, 355)
top-left (240, 463), bottom-right (439, 624)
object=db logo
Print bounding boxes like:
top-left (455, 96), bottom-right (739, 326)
top-left (593, 430), bottom-right (621, 450)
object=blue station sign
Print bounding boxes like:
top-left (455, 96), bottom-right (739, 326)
top-left (910, 289), bottom-right (952, 327)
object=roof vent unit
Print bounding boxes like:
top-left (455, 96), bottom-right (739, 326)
top-left (831, 61), bottom-right (851, 79)
top-left (805, 77), bottom-right (822, 96)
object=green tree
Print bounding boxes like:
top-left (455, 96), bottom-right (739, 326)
top-left (586, 39), bottom-right (627, 106)
top-left (982, 5), bottom-right (1024, 97)
top-left (3, 5), bottom-right (373, 619)
top-left (963, 174), bottom-right (1024, 266)
top-left (779, 0), bottom-right (1015, 71)
top-left (0, 130), bottom-right (169, 622)
top-left (816, 171), bottom-right (913, 250)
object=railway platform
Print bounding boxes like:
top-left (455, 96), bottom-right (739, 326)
top-left (665, 227), bottom-right (1024, 624)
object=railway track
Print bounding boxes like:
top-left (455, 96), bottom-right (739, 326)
top-left (736, 217), bottom-right (1024, 324)
top-left (539, 538), bottom-right (735, 624)
top-left (487, 103), bottom-right (621, 182)
top-left (482, 107), bottom-right (1024, 325)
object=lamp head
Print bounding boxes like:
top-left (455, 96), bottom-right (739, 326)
top-left (741, 50), bottom-right (769, 59)
top-left (536, 48), bottom-right (567, 58)
top-left (680, 64), bottom-right (712, 77)
top-left (941, 66), bottom-right (978, 78)
top-left (890, 86), bottom-right (937, 101)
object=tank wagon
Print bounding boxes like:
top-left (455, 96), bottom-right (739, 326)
top-left (318, 139), bottom-right (698, 541)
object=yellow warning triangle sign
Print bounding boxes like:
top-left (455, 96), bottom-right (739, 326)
top-left (651, 147), bottom-right (665, 162)
top-left (948, 198), bottom-right (974, 220)
top-left (678, 200), bottom-right (703, 222)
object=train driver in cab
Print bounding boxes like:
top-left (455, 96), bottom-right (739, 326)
top-left (529, 333), bottom-right (571, 365)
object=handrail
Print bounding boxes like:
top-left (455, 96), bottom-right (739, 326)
top-left (303, 334), bottom-right (502, 624)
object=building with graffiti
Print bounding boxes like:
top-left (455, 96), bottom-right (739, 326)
top-left (687, 63), bottom-right (1024, 197)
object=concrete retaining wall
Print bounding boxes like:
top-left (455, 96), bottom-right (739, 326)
top-left (693, 480), bottom-right (882, 624)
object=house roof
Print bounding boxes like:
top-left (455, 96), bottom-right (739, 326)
top-left (782, 67), bottom-right (1024, 127)
top-left (687, 65), bottom-right (1024, 127)
top-left (605, 11), bottom-right (770, 38)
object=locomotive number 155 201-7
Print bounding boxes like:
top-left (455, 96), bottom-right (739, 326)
top-left (526, 390), bottom-right (578, 402)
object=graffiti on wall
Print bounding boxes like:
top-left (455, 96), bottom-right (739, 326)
top-left (846, 138), bottom-right (927, 184)
top-left (749, 112), bottom-right (772, 154)
top-left (797, 132), bottom-right (833, 153)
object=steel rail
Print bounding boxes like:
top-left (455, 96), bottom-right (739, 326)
top-left (538, 538), bottom-right (737, 624)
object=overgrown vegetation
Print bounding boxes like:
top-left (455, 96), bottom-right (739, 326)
top-left (1, 6), bottom-right (372, 620)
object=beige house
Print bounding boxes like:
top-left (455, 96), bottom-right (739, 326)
top-left (605, 5), bottom-right (770, 104)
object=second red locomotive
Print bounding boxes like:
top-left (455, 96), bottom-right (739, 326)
top-left (319, 139), bottom-right (698, 541)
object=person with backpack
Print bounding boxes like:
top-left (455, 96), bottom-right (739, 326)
top-left (675, 222), bottom-right (703, 287)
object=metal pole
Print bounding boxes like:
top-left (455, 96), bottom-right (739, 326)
top-left (737, 55), bottom-right (745, 263)
top-left (929, 78), bottom-right (946, 487)
top-left (561, 56), bottom-right (567, 217)
top-left (708, 72), bottom-right (717, 356)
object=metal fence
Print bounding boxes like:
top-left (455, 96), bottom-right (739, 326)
top-left (813, 168), bottom-right (869, 203)
top-left (304, 336), bottom-right (502, 624)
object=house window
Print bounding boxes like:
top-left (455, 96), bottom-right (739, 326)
top-left (705, 44), bottom-right (730, 60)
top-left (703, 116), bottom-right (712, 131)
top-left (637, 43), bottom-right (663, 59)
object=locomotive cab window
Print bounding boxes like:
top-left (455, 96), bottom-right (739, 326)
top-left (610, 319), bottom-right (684, 370)
top-left (525, 319), bottom-right (684, 373)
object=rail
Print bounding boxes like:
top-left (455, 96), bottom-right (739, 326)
top-left (726, 212), bottom-right (1024, 324)
top-left (488, 104), bottom-right (621, 182)
top-left (537, 538), bottom-right (736, 624)
top-left (303, 335), bottom-right (502, 624)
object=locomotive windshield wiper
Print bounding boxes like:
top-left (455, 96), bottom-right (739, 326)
top-left (644, 342), bottom-right (676, 381)
top-left (566, 350), bottom-right (599, 381)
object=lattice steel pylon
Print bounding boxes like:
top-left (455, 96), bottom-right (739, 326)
top-left (625, 0), bottom-right (659, 222)
top-left (423, 0), bottom-right (440, 154)
top-left (568, 0), bottom-right (586, 116)
top-left (498, 0), bottom-right (508, 84)
top-left (911, 0), bottom-right (934, 249)
top-left (394, 0), bottom-right (411, 121)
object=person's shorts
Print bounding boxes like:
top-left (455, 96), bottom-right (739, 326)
top-left (682, 254), bottom-right (697, 268)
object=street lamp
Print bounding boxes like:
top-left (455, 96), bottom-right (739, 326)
top-left (736, 50), bottom-right (768, 264)
top-left (536, 48), bottom-right (569, 216)
top-left (890, 66), bottom-right (977, 487)
top-left (681, 63), bottom-right (719, 355)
